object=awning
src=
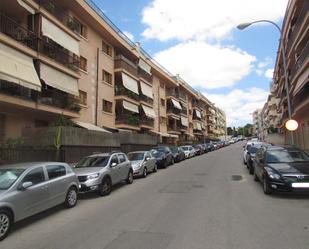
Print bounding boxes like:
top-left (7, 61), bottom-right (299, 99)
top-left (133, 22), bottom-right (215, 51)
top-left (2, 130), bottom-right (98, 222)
top-left (40, 63), bottom-right (79, 96)
top-left (293, 71), bottom-right (308, 95)
top-left (160, 132), bottom-right (178, 138)
top-left (0, 43), bottom-right (41, 91)
top-left (138, 59), bottom-right (151, 74)
top-left (123, 100), bottom-right (139, 113)
top-left (180, 116), bottom-right (188, 127)
top-left (42, 17), bottom-right (79, 55)
top-left (122, 73), bottom-right (139, 95)
top-left (17, 0), bottom-right (35, 14)
top-left (171, 99), bottom-right (182, 110)
top-left (140, 81), bottom-right (153, 99)
top-left (141, 104), bottom-right (156, 118)
top-left (194, 122), bottom-right (202, 131)
top-left (73, 120), bottom-right (112, 133)
top-left (195, 110), bottom-right (201, 118)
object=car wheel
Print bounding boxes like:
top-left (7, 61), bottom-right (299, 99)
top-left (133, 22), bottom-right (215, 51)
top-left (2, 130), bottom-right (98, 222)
top-left (163, 160), bottom-right (168, 169)
top-left (263, 176), bottom-right (272, 195)
top-left (126, 170), bottom-right (133, 184)
top-left (99, 178), bottom-right (112, 196)
top-left (0, 209), bottom-right (12, 241)
top-left (243, 158), bottom-right (247, 165)
top-left (143, 167), bottom-right (147, 178)
top-left (153, 164), bottom-right (158, 172)
top-left (171, 158), bottom-right (174, 165)
top-left (64, 187), bottom-right (78, 208)
top-left (249, 164), bottom-right (254, 175)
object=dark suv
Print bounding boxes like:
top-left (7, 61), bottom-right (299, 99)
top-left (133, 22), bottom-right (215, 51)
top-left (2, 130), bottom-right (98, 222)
top-left (151, 146), bottom-right (174, 168)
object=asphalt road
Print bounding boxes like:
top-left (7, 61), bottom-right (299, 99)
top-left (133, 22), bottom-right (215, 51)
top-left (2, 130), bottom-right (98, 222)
top-left (2, 142), bottom-right (309, 249)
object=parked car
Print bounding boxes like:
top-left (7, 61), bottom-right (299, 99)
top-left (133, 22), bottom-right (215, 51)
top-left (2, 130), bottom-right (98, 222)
top-left (193, 144), bottom-right (203, 155)
top-left (205, 143), bottom-right (214, 151)
top-left (181, 145), bottom-right (195, 159)
top-left (253, 145), bottom-right (309, 195)
top-left (151, 146), bottom-right (174, 167)
top-left (243, 141), bottom-right (262, 164)
top-left (246, 143), bottom-right (263, 174)
top-left (170, 146), bottom-right (185, 163)
top-left (0, 162), bottom-right (79, 241)
top-left (73, 152), bottom-right (133, 196)
top-left (127, 151), bottom-right (157, 177)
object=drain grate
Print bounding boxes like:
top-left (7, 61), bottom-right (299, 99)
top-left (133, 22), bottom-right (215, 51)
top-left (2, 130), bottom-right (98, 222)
top-left (231, 175), bottom-right (243, 181)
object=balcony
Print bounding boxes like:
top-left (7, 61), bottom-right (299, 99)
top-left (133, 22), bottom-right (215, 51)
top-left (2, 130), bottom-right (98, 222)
top-left (0, 13), bottom-right (79, 72)
top-left (167, 106), bottom-right (181, 116)
top-left (114, 55), bottom-right (138, 78)
top-left (138, 67), bottom-right (152, 83)
top-left (166, 88), bottom-right (179, 98)
top-left (0, 80), bottom-right (80, 113)
top-left (115, 84), bottom-right (140, 102)
top-left (34, 0), bottom-right (83, 36)
top-left (140, 116), bottom-right (154, 128)
top-left (290, 40), bottom-right (309, 81)
top-left (140, 94), bottom-right (153, 105)
top-left (179, 91), bottom-right (187, 102)
top-left (115, 114), bottom-right (140, 127)
top-left (181, 107), bottom-right (187, 115)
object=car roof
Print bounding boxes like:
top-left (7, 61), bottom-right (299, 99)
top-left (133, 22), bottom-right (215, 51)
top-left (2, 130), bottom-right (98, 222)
top-left (128, 151), bottom-right (147, 154)
top-left (266, 145), bottom-right (300, 151)
top-left (0, 162), bottom-right (68, 169)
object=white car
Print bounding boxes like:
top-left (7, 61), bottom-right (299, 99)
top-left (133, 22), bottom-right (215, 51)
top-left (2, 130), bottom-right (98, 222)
top-left (181, 146), bottom-right (195, 158)
top-left (243, 141), bottom-right (262, 164)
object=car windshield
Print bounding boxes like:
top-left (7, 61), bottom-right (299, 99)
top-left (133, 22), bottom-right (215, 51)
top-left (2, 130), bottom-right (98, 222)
top-left (128, 153), bottom-right (144, 161)
top-left (0, 168), bottom-right (25, 190)
top-left (249, 146), bottom-right (260, 154)
top-left (75, 156), bottom-right (110, 168)
top-left (170, 147), bottom-right (178, 153)
top-left (182, 147), bottom-right (189, 151)
top-left (266, 150), bottom-right (309, 163)
top-left (151, 149), bottom-right (163, 158)
top-left (156, 147), bottom-right (167, 153)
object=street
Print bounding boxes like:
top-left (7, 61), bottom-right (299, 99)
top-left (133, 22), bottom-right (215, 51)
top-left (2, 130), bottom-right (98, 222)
top-left (2, 142), bottom-right (309, 249)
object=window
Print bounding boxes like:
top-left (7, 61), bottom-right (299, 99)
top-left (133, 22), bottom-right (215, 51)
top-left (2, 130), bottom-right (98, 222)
top-left (160, 81), bottom-right (165, 88)
top-left (22, 167), bottom-right (45, 185)
top-left (79, 90), bottom-right (87, 105)
top-left (102, 99), bottom-right (113, 113)
top-left (79, 56), bottom-right (87, 71)
top-left (102, 40), bottom-right (112, 56)
top-left (46, 165), bottom-right (66, 180)
top-left (110, 155), bottom-right (119, 165)
top-left (102, 70), bottom-right (112, 84)
top-left (73, 18), bottom-right (87, 38)
top-left (161, 98), bottom-right (165, 107)
top-left (118, 154), bottom-right (126, 163)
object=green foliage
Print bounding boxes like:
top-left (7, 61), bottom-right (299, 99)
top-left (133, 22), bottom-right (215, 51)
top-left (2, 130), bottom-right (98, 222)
top-left (50, 115), bottom-right (75, 127)
top-left (54, 126), bottom-right (62, 150)
top-left (1, 137), bottom-right (25, 149)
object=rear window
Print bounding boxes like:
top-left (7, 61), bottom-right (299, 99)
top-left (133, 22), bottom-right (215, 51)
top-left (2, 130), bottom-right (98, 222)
top-left (128, 153), bottom-right (144, 161)
top-left (266, 150), bottom-right (309, 163)
top-left (76, 156), bottom-right (110, 168)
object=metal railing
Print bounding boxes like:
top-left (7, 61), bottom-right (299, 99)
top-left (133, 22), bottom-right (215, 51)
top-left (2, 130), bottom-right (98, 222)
top-left (115, 114), bottom-right (140, 126)
top-left (115, 84), bottom-right (140, 102)
top-left (0, 13), bottom-right (79, 72)
top-left (167, 107), bottom-right (181, 115)
top-left (34, 0), bottom-right (82, 35)
top-left (140, 94), bottom-right (153, 105)
top-left (114, 55), bottom-right (138, 77)
top-left (166, 89), bottom-right (179, 98)
top-left (290, 40), bottom-right (309, 80)
top-left (140, 117), bottom-right (154, 127)
top-left (138, 68), bottom-right (152, 83)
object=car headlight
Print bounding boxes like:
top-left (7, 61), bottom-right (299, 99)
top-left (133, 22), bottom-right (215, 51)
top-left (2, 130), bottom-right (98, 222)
top-left (87, 173), bottom-right (99, 180)
top-left (265, 167), bottom-right (281, 180)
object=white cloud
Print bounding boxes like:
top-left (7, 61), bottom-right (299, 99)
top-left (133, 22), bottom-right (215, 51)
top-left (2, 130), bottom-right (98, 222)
top-left (205, 88), bottom-right (268, 126)
top-left (142, 0), bottom-right (288, 41)
top-left (264, 68), bottom-right (274, 79)
top-left (123, 31), bottom-right (135, 41)
top-left (257, 57), bottom-right (272, 69)
top-left (154, 41), bottom-right (256, 89)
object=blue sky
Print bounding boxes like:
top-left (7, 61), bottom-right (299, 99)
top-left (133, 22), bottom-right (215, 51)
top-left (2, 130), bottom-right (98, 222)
top-left (93, 0), bottom-right (288, 127)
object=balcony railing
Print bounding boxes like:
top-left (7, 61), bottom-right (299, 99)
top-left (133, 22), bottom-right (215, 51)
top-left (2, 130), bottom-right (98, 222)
top-left (0, 80), bottom-right (80, 112)
top-left (179, 91), bottom-right (187, 101)
top-left (115, 114), bottom-right (139, 126)
top-left (167, 126), bottom-right (181, 132)
top-left (0, 13), bottom-right (79, 72)
top-left (290, 40), bottom-right (309, 80)
top-left (114, 55), bottom-right (138, 77)
top-left (140, 94), bottom-right (153, 105)
top-left (115, 84), bottom-right (140, 102)
top-left (34, 0), bottom-right (82, 35)
top-left (166, 89), bottom-right (179, 98)
top-left (286, 1), bottom-right (309, 52)
top-left (181, 108), bottom-right (187, 115)
top-left (140, 116), bottom-right (154, 127)
top-left (138, 68), bottom-right (152, 83)
top-left (167, 107), bottom-right (181, 115)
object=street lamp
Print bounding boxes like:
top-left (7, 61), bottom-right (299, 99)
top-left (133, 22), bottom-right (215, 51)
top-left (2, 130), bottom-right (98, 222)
top-left (237, 20), bottom-right (295, 144)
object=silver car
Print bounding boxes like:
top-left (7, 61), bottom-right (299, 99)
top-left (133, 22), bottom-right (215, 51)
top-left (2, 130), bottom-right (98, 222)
top-left (73, 152), bottom-right (133, 196)
top-left (181, 146), bottom-right (195, 158)
top-left (0, 162), bottom-right (79, 241)
top-left (128, 151), bottom-right (157, 178)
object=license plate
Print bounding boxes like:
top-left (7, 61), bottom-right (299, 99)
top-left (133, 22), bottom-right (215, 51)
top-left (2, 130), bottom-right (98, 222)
top-left (291, 182), bottom-right (309, 188)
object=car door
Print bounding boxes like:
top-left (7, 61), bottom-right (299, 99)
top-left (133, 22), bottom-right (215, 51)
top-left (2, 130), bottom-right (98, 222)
top-left (45, 165), bottom-right (68, 206)
top-left (255, 148), bottom-right (264, 180)
top-left (109, 155), bottom-right (121, 184)
top-left (145, 152), bottom-right (154, 171)
top-left (13, 167), bottom-right (49, 221)
top-left (117, 153), bottom-right (130, 180)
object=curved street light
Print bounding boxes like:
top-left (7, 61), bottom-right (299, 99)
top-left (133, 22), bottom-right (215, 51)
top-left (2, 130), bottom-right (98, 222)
top-left (237, 20), bottom-right (295, 144)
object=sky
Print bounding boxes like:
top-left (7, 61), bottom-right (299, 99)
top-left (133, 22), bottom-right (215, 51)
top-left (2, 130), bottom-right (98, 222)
top-left (93, 0), bottom-right (289, 127)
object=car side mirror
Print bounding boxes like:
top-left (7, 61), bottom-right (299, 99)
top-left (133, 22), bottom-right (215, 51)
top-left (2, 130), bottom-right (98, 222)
top-left (111, 162), bottom-right (117, 167)
top-left (145, 157), bottom-right (150, 161)
top-left (20, 181), bottom-right (33, 190)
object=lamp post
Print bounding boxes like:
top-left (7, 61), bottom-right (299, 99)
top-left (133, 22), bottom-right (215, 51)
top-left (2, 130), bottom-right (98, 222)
top-left (237, 20), bottom-right (294, 144)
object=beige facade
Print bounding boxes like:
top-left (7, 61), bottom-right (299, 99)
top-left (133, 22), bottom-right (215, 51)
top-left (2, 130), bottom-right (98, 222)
top-left (0, 0), bottom-right (226, 145)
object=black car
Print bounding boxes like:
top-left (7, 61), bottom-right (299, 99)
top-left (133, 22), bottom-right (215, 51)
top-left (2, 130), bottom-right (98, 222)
top-left (193, 144), bottom-right (203, 155)
top-left (151, 146), bottom-right (174, 168)
top-left (246, 144), bottom-right (263, 174)
top-left (253, 145), bottom-right (309, 195)
top-left (205, 143), bottom-right (214, 151)
top-left (170, 146), bottom-right (185, 162)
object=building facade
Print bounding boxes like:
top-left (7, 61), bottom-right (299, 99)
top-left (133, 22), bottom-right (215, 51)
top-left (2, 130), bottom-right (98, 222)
top-left (268, 0), bottom-right (309, 151)
top-left (0, 0), bottom-right (226, 145)
top-left (252, 109), bottom-right (263, 139)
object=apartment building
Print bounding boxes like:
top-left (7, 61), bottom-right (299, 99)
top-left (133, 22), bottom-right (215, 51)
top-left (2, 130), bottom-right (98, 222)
top-left (0, 0), bottom-right (226, 145)
top-left (270, 0), bottom-right (308, 150)
top-left (252, 109), bottom-right (262, 138)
